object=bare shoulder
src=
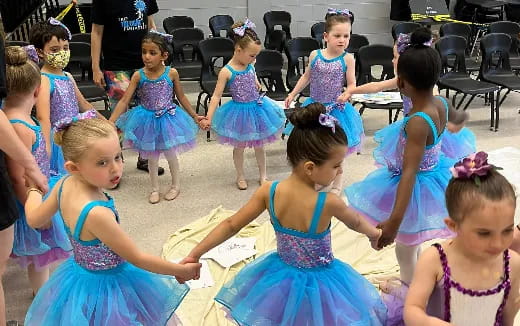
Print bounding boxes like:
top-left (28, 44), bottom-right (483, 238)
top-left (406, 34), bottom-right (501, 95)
top-left (509, 250), bottom-right (520, 279)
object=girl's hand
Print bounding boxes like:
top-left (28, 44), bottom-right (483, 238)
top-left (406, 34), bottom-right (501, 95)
top-left (369, 229), bottom-right (383, 251)
top-left (175, 256), bottom-right (200, 283)
top-left (337, 91), bottom-right (352, 103)
top-left (446, 121), bottom-right (464, 133)
top-left (377, 218), bottom-right (400, 248)
top-left (284, 93), bottom-right (295, 109)
top-left (200, 118), bottom-right (211, 130)
top-left (175, 261), bottom-right (202, 282)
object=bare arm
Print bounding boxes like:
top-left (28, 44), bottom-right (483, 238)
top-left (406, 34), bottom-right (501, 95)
top-left (109, 72), bottom-right (140, 123)
top-left (204, 68), bottom-right (231, 123)
top-left (147, 15), bottom-right (156, 31)
top-left (5, 124), bottom-right (36, 202)
top-left (284, 51), bottom-right (316, 108)
top-left (170, 68), bottom-right (199, 120)
top-left (25, 179), bottom-right (62, 228)
top-left (343, 53), bottom-right (356, 93)
top-left (35, 75), bottom-right (52, 156)
top-left (327, 194), bottom-right (380, 241)
top-left (91, 23), bottom-right (105, 88)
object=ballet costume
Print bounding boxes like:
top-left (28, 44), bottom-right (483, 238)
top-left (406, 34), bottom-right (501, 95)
top-left (9, 118), bottom-right (71, 270)
top-left (373, 95), bottom-right (476, 166)
top-left (43, 72), bottom-right (81, 176)
top-left (284, 50), bottom-right (364, 154)
top-left (116, 66), bottom-right (198, 158)
top-left (25, 178), bottom-right (189, 325)
top-left (211, 64), bottom-right (285, 148)
top-left (215, 181), bottom-right (387, 326)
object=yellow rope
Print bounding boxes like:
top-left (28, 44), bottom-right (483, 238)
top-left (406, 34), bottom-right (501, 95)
top-left (55, 0), bottom-right (86, 34)
top-left (411, 13), bottom-right (489, 27)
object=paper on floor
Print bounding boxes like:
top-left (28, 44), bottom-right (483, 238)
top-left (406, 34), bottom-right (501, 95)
top-left (201, 237), bottom-right (257, 268)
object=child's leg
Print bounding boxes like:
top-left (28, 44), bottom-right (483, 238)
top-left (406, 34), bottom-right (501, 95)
top-left (510, 225), bottom-right (520, 254)
top-left (27, 264), bottom-right (49, 295)
top-left (254, 147), bottom-right (267, 184)
top-left (395, 242), bottom-right (421, 285)
top-left (233, 147), bottom-right (247, 190)
top-left (164, 151), bottom-right (180, 201)
top-left (147, 155), bottom-right (161, 204)
top-left (330, 161), bottom-right (347, 195)
top-left (0, 225), bottom-right (14, 325)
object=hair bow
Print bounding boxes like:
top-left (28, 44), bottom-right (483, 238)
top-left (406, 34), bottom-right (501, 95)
top-left (450, 151), bottom-right (502, 186)
top-left (318, 113), bottom-right (339, 133)
top-left (396, 33), bottom-right (432, 54)
top-left (233, 18), bottom-right (256, 37)
top-left (257, 92), bottom-right (266, 105)
top-left (327, 8), bottom-right (353, 17)
top-left (55, 109), bottom-right (98, 132)
top-left (48, 17), bottom-right (72, 40)
top-left (149, 29), bottom-right (173, 43)
top-left (22, 45), bottom-right (39, 64)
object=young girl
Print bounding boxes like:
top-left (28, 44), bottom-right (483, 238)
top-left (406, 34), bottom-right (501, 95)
top-left (23, 116), bottom-right (200, 325)
top-left (345, 30), bottom-right (468, 290)
top-left (200, 19), bottom-right (286, 190)
top-left (3, 46), bottom-right (71, 295)
top-left (404, 152), bottom-right (520, 325)
top-left (109, 31), bottom-right (203, 204)
top-left (339, 28), bottom-right (476, 162)
top-left (185, 103), bottom-right (386, 325)
top-left (30, 18), bottom-right (99, 177)
top-left (283, 9), bottom-right (364, 194)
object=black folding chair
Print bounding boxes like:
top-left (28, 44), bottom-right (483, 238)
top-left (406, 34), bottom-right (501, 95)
top-left (284, 37), bottom-right (320, 101)
top-left (264, 11), bottom-right (292, 49)
top-left (391, 22), bottom-right (422, 40)
top-left (311, 22), bottom-right (325, 48)
top-left (170, 27), bottom-right (204, 81)
top-left (71, 33), bottom-right (91, 43)
top-left (488, 21), bottom-right (520, 72)
top-left (163, 16), bottom-right (194, 34)
top-left (209, 15), bottom-right (234, 38)
top-left (440, 22), bottom-right (481, 72)
top-left (255, 49), bottom-right (288, 101)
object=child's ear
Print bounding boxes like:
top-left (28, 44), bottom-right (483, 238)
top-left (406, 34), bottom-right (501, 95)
top-left (444, 217), bottom-right (458, 233)
top-left (36, 48), bottom-right (44, 59)
top-left (33, 84), bottom-right (41, 98)
top-left (303, 160), bottom-right (316, 176)
top-left (64, 161), bottom-right (80, 175)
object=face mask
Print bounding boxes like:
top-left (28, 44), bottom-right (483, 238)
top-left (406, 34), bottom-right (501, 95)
top-left (45, 49), bottom-right (70, 69)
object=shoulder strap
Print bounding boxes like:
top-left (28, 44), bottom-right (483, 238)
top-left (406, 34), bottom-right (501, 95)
top-left (73, 200), bottom-right (115, 240)
top-left (310, 50), bottom-right (321, 67)
top-left (225, 64), bottom-right (237, 74)
top-left (268, 181), bottom-right (280, 226)
top-left (407, 112), bottom-right (439, 144)
top-left (57, 176), bottom-right (70, 218)
top-left (9, 119), bottom-right (39, 152)
top-left (308, 192), bottom-right (327, 234)
top-left (432, 243), bottom-right (452, 322)
top-left (339, 52), bottom-right (347, 72)
top-left (41, 72), bottom-right (56, 94)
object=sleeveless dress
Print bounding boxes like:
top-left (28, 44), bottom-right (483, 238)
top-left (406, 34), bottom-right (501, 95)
top-left (9, 118), bottom-right (71, 270)
top-left (284, 50), bottom-right (364, 154)
top-left (25, 178), bottom-right (189, 325)
top-left (214, 181), bottom-right (387, 326)
top-left (373, 96), bottom-right (476, 166)
top-left (345, 99), bottom-right (455, 246)
top-left (116, 66), bottom-right (198, 159)
top-left (211, 64), bottom-right (286, 148)
top-left (43, 72), bottom-right (80, 176)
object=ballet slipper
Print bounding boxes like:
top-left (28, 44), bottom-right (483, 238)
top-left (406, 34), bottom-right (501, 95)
top-left (148, 191), bottom-right (160, 204)
top-left (236, 179), bottom-right (248, 190)
top-left (164, 187), bottom-right (180, 201)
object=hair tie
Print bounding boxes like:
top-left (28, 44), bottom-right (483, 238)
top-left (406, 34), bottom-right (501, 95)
top-left (233, 18), bottom-right (256, 37)
top-left (149, 29), bottom-right (173, 43)
top-left (55, 110), bottom-right (97, 132)
top-left (318, 113), bottom-right (339, 133)
top-left (22, 45), bottom-right (39, 64)
top-left (327, 8), bottom-right (353, 18)
top-left (396, 33), bottom-right (432, 54)
top-left (450, 151), bottom-right (503, 186)
top-left (48, 17), bottom-right (72, 40)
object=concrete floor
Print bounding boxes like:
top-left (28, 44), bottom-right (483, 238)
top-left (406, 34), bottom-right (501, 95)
top-left (4, 81), bottom-right (520, 324)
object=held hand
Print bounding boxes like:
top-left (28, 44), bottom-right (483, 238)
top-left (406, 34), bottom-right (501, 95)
top-left (24, 166), bottom-right (49, 194)
top-left (176, 262), bottom-right (202, 283)
top-left (200, 118), bottom-right (211, 131)
top-left (446, 121), bottom-right (464, 133)
top-left (376, 218), bottom-right (401, 248)
top-left (337, 91), bottom-right (352, 103)
top-left (93, 70), bottom-right (106, 89)
top-left (175, 256), bottom-right (201, 283)
top-left (284, 94), bottom-right (295, 109)
top-left (369, 229), bottom-right (383, 251)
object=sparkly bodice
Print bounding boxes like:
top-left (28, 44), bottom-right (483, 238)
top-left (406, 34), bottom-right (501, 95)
top-left (269, 182), bottom-right (334, 269)
top-left (226, 64), bottom-right (260, 103)
top-left (10, 119), bottom-right (50, 178)
top-left (309, 50), bottom-right (346, 104)
top-left (427, 244), bottom-right (510, 326)
top-left (137, 67), bottom-right (177, 113)
top-left (42, 72), bottom-right (80, 131)
top-left (402, 95), bottom-right (412, 115)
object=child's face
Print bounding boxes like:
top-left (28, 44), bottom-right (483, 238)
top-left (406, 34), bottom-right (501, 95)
top-left (449, 198), bottom-right (515, 260)
top-left (308, 145), bottom-right (347, 188)
top-left (41, 36), bottom-right (70, 69)
top-left (236, 42), bottom-right (261, 65)
top-left (324, 22), bottom-right (351, 52)
top-left (141, 41), bottom-right (168, 69)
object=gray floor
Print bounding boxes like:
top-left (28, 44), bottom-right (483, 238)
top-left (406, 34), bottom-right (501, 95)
top-left (5, 81), bottom-right (520, 324)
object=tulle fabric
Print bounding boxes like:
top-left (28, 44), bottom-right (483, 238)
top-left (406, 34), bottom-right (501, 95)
top-left (116, 105), bottom-right (198, 157)
top-left (381, 283), bottom-right (408, 326)
top-left (211, 97), bottom-right (285, 148)
top-left (441, 128), bottom-right (476, 160)
top-left (215, 251), bottom-right (387, 326)
top-left (50, 138), bottom-right (67, 177)
top-left (25, 259), bottom-right (188, 326)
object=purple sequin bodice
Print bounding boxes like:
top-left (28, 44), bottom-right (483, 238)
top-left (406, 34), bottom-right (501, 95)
top-left (403, 95), bottom-right (412, 115)
top-left (227, 65), bottom-right (259, 103)
top-left (137, 67), bottom-right (177, 112)
top-left (389, 133), bottom-right (441, 174)
top-left (43, 73), bottom-right (80, 131)
top-left (309, 51), bottom-right (346, 104)
top-left (275, 230), bottom-right (334, 268)
top-left (70, 238), bottom-right (125, 271)
top-left (34, 128), bottom-right (50, 179)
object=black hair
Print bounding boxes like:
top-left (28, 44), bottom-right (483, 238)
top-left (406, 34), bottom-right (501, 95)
top-left (142, 32), bottom-right (172, 56)
top-left (324, 11), bottom-right (354, 33)
top-left (397, 27), bottom-right (440, 90)
top-left (230, 21), bottom-right (261, 48)
top-left (29, 21), bottom-right (69, 50)
top-left (287, 103), bottom-right (348, 167)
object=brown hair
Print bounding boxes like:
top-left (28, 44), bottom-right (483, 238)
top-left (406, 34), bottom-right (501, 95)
top-left (445, 169), bottom-right (517, 222)
top-left (54, 118), bottom-right (118, 162)
top-left (230, 21), bottom-right (261, 49)
top-left (324, 12), bottom-right (354, 33)
top-left (5, 46), bottom-right (40, 95)
top-left (287, 103), bottom-right (348, 167)
top-left (29, 21), bottom-right (69, 50)
top-left (142, 31), bottom-right (172, 55)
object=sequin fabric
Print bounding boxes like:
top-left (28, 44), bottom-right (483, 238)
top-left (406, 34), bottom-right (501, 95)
top-left (33, 127), bottom-right (50, 179)
top-left (402, 95), bottom-right (413, 115)
top-left (137, 68), bottom-right (177, 114)
top-left (69, 238), bottom-right (125, 271)
top-left (387, 132), bottom-right (441, 175)
top-left (309, 53), bottom-right (345, 104)
top-left (228, 65), bottom-right (259, 103)
top-left (275, 230), bottom-right (334, 269)
top-left (47, 74), bottom-right (80, 131)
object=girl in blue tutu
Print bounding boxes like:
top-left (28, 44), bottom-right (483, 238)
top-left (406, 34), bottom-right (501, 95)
top-left (23, 116), bottom-right (200, 325)
top-left (3, 46), bottom-right (71, 295)
top-left (345, 29), bottom-right (468, 296)
top-left (339, 27), bottom-right (476, 162)
top-left (110, 31), bottom-right (204, 204)
top-left (283, 8), bottom-right (364, 194)
top-left (200, 19), bottom-right (286, 190)
top-left (185, 103), bottom-right (387, 326)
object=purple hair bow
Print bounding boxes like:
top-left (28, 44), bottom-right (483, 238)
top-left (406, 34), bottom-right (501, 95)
top-left (318, 113), bottom-right (339, 133)
top-left (150, 29), bottom-right (173, 43)
top-left (233, 18), bottom-right (256, 37)
top-left (450, 151), bottom-right (502, 186)
top-left (55, 110), bottom-right (97, 132)
top-left (327, 8), bottom-right (353, 17)
top-left (48, 17), bottom-right (72, 40)
top-left (22, 45), bottom-right (39, 64)
top-left (396, 33), bottom-right (432, 54)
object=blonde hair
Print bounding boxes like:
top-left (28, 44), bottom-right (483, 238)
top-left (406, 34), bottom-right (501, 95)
top-left (5, 46), bottom-right (40, 95)
top-left (54, 118), bottom-right (117, 162)
top-left (230, 21), bottom-right (261, 49)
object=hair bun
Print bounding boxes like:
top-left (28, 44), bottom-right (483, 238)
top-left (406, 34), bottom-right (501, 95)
top-left (289, 103), bottom-right (327, 129)
top-left (5, 46), bottom-right (28, 66)
top-left (410, 27), bottom-right (432, 47)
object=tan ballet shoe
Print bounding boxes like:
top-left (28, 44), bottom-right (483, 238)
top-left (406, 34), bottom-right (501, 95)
top-left (148, 191), bottom-right (160, 204)
top-left (236, 179), bottom-right (248, 190)
top-left (164, 187), bottom-right (180, 201)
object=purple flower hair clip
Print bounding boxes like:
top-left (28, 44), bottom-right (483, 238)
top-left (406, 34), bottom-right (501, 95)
top-left (318, 113), bottom-right (339, 133)
top-left (149, 29), bottom-right (173, 43)
top-left (48, 17), bottom-right (72, 40)
top-left (233, 18), bottom-right (256, 37)
top-left (450, 151), bottom-right (502, 186)
top-left (55, 110), bottom-right (98, 132)
top-left (22, 45), bottom-right (39, 64)
top-left (327, 8), bottom-right (353, 18)
top-left (396, 33), bottom-right (432, 55)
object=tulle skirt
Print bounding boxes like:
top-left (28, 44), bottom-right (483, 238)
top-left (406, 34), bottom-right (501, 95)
top-left (11, 175), bottom-right (71, 270)
top-left (50, 137), bottom-right (67, 177)
top-left (215, 251), bottom-right (387, 326)
top-left (211, 97), bottom-right (285, 148)
top-left (25, 259), bottom-right (189, 326)
top-left (117, 105), bottom-right (198, 159)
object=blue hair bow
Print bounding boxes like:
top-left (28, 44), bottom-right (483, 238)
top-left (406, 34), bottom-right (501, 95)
top-left (55, 110), bottom-right (97, 132)
top-left (48, 17), bottom-right (72, 40)
top-left (232, 18), bottom-right (256, 37)
top-left (149, 29), bottom-right (173, 43)
top-left (318, 113), bottom-right (339, 133)
top-left (327, 8), bottom-right (353, 18)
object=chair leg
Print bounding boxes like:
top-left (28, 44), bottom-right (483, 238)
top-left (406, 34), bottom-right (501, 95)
top-left (393, 108), bottom-right (401, 122)
top-left (196, 92), bottom-right (204, 114)
top-left (388, 110), bottom-right (392, 124)
top-left (205, 96), bottom-right (212, 142)
top-left (456, 94), bottom-right (468, 110)
top-left (461, 94), bottom-right (475, 111)
top-left (495, 89), bottom-right (500, 132)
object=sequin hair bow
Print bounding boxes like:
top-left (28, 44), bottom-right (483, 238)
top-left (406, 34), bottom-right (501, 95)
top-left (48, 17), bottom-right (72, 40)
top-left (22, 45), bottom-right (39, 64)
top-left (233, 18), bottom-right (256, 37)
top-left (318, 113), bottom-right (339, 133)
top-left (327, 8), bottom-right (353, 18)
top-left (257, 91), bottom-right (266, 105)
top-left (450, 151), bottom-right (502, 186)
top-left (396, 33), bottom-right (433, 55)
top-left (55, 110), bottom-right (98, 132)
top-left (149, 29), bottom-right (173, 43)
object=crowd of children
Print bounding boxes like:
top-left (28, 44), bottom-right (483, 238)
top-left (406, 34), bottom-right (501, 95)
top-left (0, 8), bottom-right (519, 326)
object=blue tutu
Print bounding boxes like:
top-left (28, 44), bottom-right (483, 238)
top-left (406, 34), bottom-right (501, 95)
top-left (212, 96), bottom-right (285, 148)
top-left (50, 137), bottom-right (66, 177)
top-left (441, 128), bottom-right (476, 160)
